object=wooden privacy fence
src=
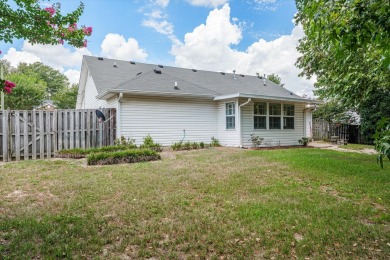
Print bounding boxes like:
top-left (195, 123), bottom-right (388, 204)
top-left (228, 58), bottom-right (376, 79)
top-left (313, 118), bottom-right (363, 143)
top-left (1, 108), bottom-right (116, 162)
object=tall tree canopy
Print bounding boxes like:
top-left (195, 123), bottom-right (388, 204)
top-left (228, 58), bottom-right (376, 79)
top-left (15, 62), bottom-right (69, 95)
top-left (295, 0), bottom-right (390, 107)
top-left (0, 0), bottom-right (92, 47)
top-left (3, 73), bottom-right (47, 110)
top-left (53, 83), bottom-right (78, 109)
top-left (267, 73), bottom-right (285, 87)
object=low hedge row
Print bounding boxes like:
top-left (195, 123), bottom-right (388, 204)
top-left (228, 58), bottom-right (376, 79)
top-left (171, 141), bottom-right (206, 151)
top-left (87, 149), bottom-right (160, 165)
top-left (57, 145), bottom-right (137, 158)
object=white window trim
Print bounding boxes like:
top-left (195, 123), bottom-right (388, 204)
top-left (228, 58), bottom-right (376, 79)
top-left (226, 102), bottom-right (236, 130)
top-left (252, 102), bottom-right (295, 130)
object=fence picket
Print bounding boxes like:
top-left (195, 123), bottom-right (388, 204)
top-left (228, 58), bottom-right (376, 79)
top-left (0, 108), bottom-right (116, 161)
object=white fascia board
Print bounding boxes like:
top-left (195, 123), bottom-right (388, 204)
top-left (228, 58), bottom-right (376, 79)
top-left (96, 89), bottom-right (215, 100)
top-left (76, 58), bottom-right (89, 108)
top-left (214, 92), bottom-right (323, 104)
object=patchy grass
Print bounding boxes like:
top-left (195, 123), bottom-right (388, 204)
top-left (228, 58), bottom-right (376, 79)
top-left (0, 148), bottom-right (389, 259)
top-left (338, 143), bottom-right (375, 150)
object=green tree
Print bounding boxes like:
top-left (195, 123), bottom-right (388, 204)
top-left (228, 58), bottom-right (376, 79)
top-left (0, 0), bottom-right (92, 48)
top-left (359, 90), bottom-right (390, 143)
top-left (267, 73), bottom-right (285, 87)
top-left (53, 83), bottom-right (78, 109)
top-left (313, 101), bottom-right (349, 124)
top-left (295, 0), bottom-right (390, 108)
top-left (15, 62), bottom-right (69, 95)
top-left (3, 73), bottom-right (47, 110)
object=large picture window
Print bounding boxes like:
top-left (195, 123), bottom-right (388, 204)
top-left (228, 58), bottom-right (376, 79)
top-left (283, 104), bottom-right (295, 129)
top-left (269, 103), bottom-right (281, 129)
top-left (226, 102), bottom-right (235, 129)
top-left (254, 102), bottom-right (267, 129)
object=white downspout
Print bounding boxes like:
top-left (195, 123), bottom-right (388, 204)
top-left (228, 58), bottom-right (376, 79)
top-left (117, 93), bottom-right (123, 138)
top-left (238, 98), bottom-right (252, 147)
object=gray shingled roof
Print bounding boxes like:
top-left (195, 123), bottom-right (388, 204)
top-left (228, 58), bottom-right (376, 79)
top-left (83, 55), bottom-right (306, 101)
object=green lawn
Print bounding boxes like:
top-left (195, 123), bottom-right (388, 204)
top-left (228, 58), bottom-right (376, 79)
top-left (1, 148), bottom-right (389, 259)
top-left (337, 143), bottom-right (375, 150)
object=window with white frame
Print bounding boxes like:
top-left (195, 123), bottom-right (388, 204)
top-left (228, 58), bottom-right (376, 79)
top-left (283, 104), bottom-right (295, 129)
top-left (269, 103), bottom-right (281, 129)
top-left (254, 102), bottom-right (267, 129)
top-left (226, 102), bottom-right (235, 129)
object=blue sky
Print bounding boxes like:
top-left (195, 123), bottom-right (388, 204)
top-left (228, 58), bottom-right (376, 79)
top-left (1, 0), bottom-right (316, 96)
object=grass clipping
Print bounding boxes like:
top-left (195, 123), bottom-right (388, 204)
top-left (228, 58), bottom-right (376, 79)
top-left (87, 149), bottom-right (160, 165)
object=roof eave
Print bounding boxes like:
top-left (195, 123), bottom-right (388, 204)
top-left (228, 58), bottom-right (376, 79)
top-left (214, 93), bottom-right (324, 104)
top-left (96, 89), bottom-right (216, 100)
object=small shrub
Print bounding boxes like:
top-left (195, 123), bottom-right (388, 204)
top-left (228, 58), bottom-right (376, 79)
top-left (114, 135), bottom-right (137, 148)
top-left (191, 142), bottom-right (199, 149)
top-left (140, 134), bottom-right (162, 152)
top-left (171, 142), bottom-right (182, 151)
top-left (87, 149), bottom-right (160, 165)
top-left (199, 142), bottom-right (205, 148)
top-left (211, 137), bottom-right (221, 147)
top-left (183, 141), bottom-right (191, 150)
top-left (298, 137), bottom-right (312, 146)
top-left (249, 134), bottom-right (264, 148)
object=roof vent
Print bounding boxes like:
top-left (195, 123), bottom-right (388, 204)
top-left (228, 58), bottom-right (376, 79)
top-left (174, 81), bottom-right (179, 90)
top-left (233, 70), bottom-right (237, 80)
top-left (136, 72), bottom-right (142, 76)
top-left (158, 64), bottom-right (164, 68)
top-left (113, 62), bottom-right (117, 68)
top-left (98, 57), bottom-right (104, 61)
top-left (240, 74), bottom-right (245, 77)
top-left (130, 61), bottom-right (135, 65)
top-left (290, 92), bottom-right (293, 95)
top-left (154, 69), bottom-right (162, 74)
top-left (263, 74), bottom-right (266, 86)
top-left (220, 72), bottom-right (225, 75)
top-left (192, 69), bottom-right (197, 72)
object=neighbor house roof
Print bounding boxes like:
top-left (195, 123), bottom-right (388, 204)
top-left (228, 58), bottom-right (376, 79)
top-left (81, 55), bottom-right (314, 103)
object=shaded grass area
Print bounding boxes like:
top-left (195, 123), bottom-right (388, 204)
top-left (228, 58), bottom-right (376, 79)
top-left (0, 148), bottom-right (389, 259)
top-left (337, 143), bottom-right (375, 150)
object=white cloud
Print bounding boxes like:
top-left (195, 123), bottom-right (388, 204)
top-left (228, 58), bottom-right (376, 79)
top-left (142, 19), bottom-right (174, 36)
top-left (186, 0), bottom-right (229, 8)
top-left (171, 3), bottom-right (316, 96)
top-left (100, 33), bottom-right (148, 61)
top-left (2, 42), bottom-right (92, 84)
top-left (64, 69), bottom-right (81, 85)
top-left (3, 47), bottom-right (41, 67)
top-left (155, 0), bottom-right (169, 7)
top-left (251, 0), bottom-right (279, 11)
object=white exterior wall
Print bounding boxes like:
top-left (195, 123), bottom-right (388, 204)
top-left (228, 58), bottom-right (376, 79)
top-left (241, 100), bottom-right (306, 147)
top-left (216, 99), bottom-right (239, 146)
top-left (79, 73), bottom-right (109, 109)
top-left (120, 96), bottom-right (217, 146)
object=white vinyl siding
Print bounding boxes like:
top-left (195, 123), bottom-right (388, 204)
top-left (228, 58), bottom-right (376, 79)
top-left (80, 73), bottom-right (109, 109)
top-left (120, 96), bottom-right (217, 146)
top-left (241, 100), bottom-right (305, 147)
top-left (217, 100), bottom-right (239, 146)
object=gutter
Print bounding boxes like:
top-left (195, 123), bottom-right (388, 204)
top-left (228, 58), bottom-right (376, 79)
top-left (238, 98), bottom-right (252, 147)
top-left (214, 92), bottom-right (324, 104)
top-left (96, 89), bottom-right (215, 100)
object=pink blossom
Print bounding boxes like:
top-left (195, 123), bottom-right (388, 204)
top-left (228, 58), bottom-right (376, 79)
top-left (4, 86), bottom-right (12, 94)
top-left (5, 80), bottom-right (16, 89)
top-left (83, 39), bottom-right (88, 48)
top-left (82, 26), bottom-right (93, 36)
top-left (58, 39), bottom-right (64, 45)
top-left (44, 7), bottom-right (56, 16)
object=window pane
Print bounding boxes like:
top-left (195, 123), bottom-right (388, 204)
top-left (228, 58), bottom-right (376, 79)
top-left (226, 116), bottom-right (235, 129)
top-left (284, 104), bottom-right (294, 116)
top-left (254, 102), bottom-right (267, 115)
top-left (269, 117), bottom-right (281, 129)
top-left (284, 117), bottom-right (294, 129)
top-left (226, 102), bottom-right (235, 116)
top-left (269, 103), bottom-right (281, 115)
top-left (254, 116), bottom-right (266, 129)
